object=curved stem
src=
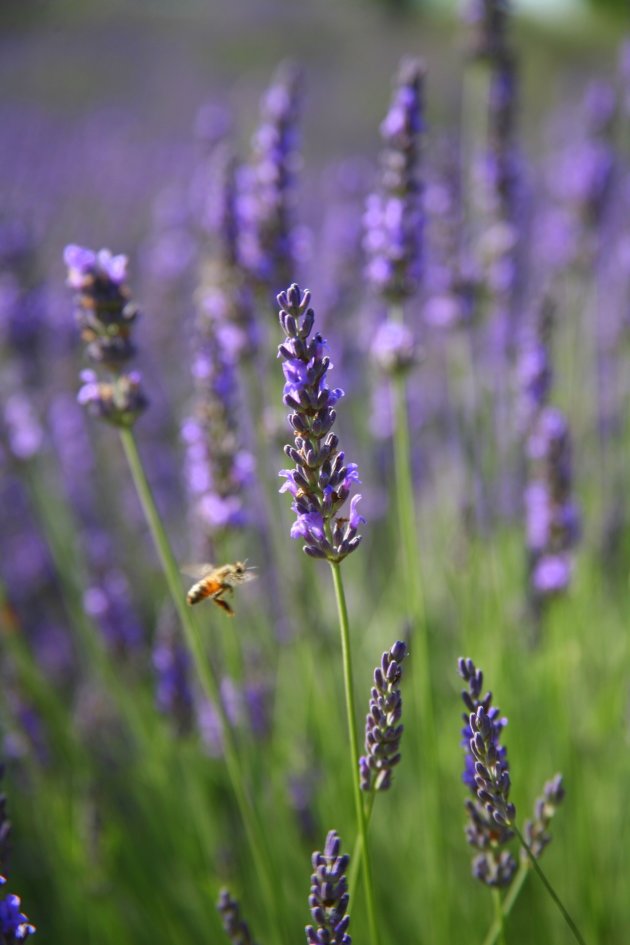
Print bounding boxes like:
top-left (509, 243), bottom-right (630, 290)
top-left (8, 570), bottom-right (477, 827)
top-left (514, 824), bottom-right (587, 945)
top-left (329, 561), bottom-right (380, 945)
top-left (119, 428), bottom-right (286, 945)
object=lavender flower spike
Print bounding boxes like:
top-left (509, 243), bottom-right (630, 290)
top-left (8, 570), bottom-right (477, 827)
top-left (216, 888), bottom-right (258, 945)
top-left (364, 57), bottom-right (424, 303)
top-left (278, 284), bottom-right (365, 562)
top-left (522, 774), bottom-right (565, 861)
top-left (64, 245), bottom-right (147, 426)
top-left (359, 641), bottom-right (407, 791)
top-left (306, 830), bottom-right (351, 945)
top-left (458, 657), bottom-right (517, 888)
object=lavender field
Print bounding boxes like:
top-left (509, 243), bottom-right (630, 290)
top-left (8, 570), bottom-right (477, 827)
top-left (1, 1), bottom-right (629, 943)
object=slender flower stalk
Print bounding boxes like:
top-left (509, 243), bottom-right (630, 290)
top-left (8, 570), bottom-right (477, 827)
top-left (306, 830), bottom-right (351, 945)
top-left (64, 246), bottom-right (286, 945)
top-left (458, 659), bottom-right (586, 945)
top-left (277, 285), bottom-right (377, 945)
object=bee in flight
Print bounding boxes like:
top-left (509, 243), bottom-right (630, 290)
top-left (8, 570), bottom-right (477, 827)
top-left (184, 561), bottom-right (256, 616)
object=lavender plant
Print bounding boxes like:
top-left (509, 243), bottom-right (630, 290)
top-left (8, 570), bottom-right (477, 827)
top-left (0, 765), bottom-right (35, 943)
top-left (277, 283), bottom-right (376, 945)
top-left (306, 831), bottom-right (351, 945)
top-left (458, 658), bottom-right (585, 945)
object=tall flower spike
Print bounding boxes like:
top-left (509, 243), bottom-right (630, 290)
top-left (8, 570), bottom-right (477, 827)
top-left (277, 284), bottom-right (365, 562)
top-left (359, 641), bottom-right (407, 791)
top-left (306, 830), bottom-right (351, 945)
top-left (64, 245), bottom-right (147, 426)
top-left (458, 658), bottom-right (517, 888)
top-left (216, 888), bottom-right (259, 945)
top-left (364, 57), bottom-right (424, 304)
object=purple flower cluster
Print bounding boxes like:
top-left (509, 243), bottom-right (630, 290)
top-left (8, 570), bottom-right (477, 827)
top-left (525, 407), bottom-right (580, 599)
top-left (64, 245), bottom-right (147, 426)
top-left (277, 284), bottom-right (364, 562)
top-left (522, 773), bottom-right (565, 861)
top-left (458, 658), bottom-right (517, 888)
top-left (216, 888), bottom-right (258, 945)
top-left (306, 830), bottom-right (351, 945)
top-left (0, 766), bottom-right (35, 942)
top-left (239, 61), bottom-right (303, 293)
top-left (182, 311), bottom-right (254, 550)
top-left (359, 641), bottom-right (407, 792)
top-left (364, 57), bottom-right (424, 304)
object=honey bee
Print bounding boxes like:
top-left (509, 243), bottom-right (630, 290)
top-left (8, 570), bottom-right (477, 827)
top-left (184, 561), bottom-right (256, 616)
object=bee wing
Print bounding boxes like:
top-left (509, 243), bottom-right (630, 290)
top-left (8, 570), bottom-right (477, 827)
top-left (181, 563), bottom-right (215, 580)
top-left (241, 568), bottom-right (257, 584)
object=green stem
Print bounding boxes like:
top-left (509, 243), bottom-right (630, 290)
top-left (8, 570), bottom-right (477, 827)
top-left (118, 428), bottom-right (285, 945)
top-left (492, 888), bottom-right (507, 945)
top-left (514, 824), bottom-right (587, 945)
top-left (480, 864), bottom-right (529, 945)
top-left (348, 791), bottom-right (376, 901)
top-left (329, 561), bottom-right (380, 945)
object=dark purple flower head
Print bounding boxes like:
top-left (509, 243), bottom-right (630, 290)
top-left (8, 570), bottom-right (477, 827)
top-left (0, 883), bottom-right (36, 942)
top-left (364, 58), bottom-right (424, 303)
top-left (359, 641), bottom-right (407, 792)
top-left (277, 284), bottom-right (364, 563)
top-left (64, 245), bottom-right (147, 427)
top-left (458, 658), bottom-right (517, 888)
top-left (306, 830), bottom-right (351, 945)
top-left (216, 888), bottom-right (258, 945)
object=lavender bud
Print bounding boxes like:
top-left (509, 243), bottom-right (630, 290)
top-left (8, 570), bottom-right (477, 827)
top-left (216, 888), bottom-right (258, 945)
top-left (359, 642), bottom-right (408, 792)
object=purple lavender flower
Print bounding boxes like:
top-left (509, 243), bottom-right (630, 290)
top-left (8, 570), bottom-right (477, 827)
top-left (277, 284), bottom-right (364, 562)
top-left (182, 292), bottom-right (254, 554)
top-left (522, 774), bottom-right (565, 861)
top-left (216, 888), bottom-right (258, 945)
top-left (0, 766), bottom-right (35, 941)
top-left (359, 641), bottom-right (407, 791)
top-left (239, 61), bottom-right (303, 293)
top-left (0, 881), bottom-right (36, 943)
top-left (458, 658), bottom-right (517, 888)
top-left (369, 320), bottom-right (418, 375)
top-left (364, 58), bottom-right (424, 303)
top-left (525, 406), bottom-right (580, 602)
top-left (64, 245), bottom-right (147, 426)
top-left (152, 628), bottom-right (194, 733)
top-left (306, 830), bottom-right (351, 945)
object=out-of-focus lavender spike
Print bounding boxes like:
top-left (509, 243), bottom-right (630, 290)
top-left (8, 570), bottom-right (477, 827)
top-left (152, 625), bottom-right (194, 734)
top-left (64, 245), bottom-right (148, 426)
top-left (83, 570), bottom-right (143, 655)
top-left (182, 307), bottom-right (254, 557)
top-left (216, 888), bottom-right (259, 945)
top-left (306, 830), bottom-right (351, 945)
top-left (277, 284), bottom-right (365, 563)
top-left (458, 658), bottom-right (517, 888)
top-left (364, 57), bottom-right (424, 304)
top-left (525, 406), bottom-right (580, 603)
top-left (359, 641), bottom-right (407, 791)
top-left (239, 61), bottom-right (304, 294)
top-left (462, 0), bottom-right (511, 63)
top-left (522, 773), bottom-right (565, 860)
